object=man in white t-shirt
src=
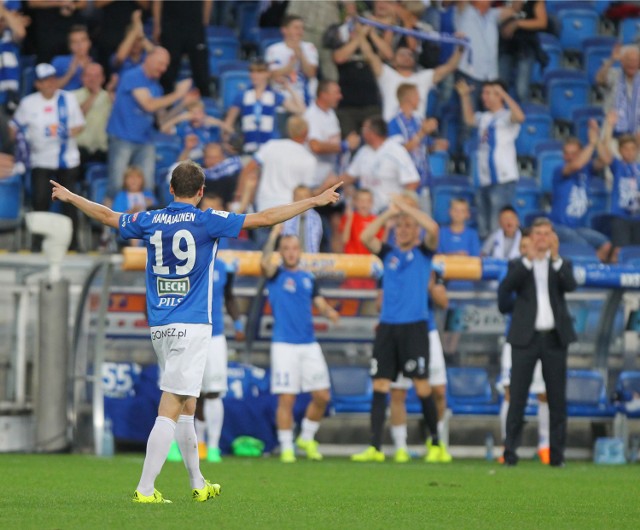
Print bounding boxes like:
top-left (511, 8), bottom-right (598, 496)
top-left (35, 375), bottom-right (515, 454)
top-left (265, 14), bottom-right (318, 107)
top-left (341, 116), bottom-right (420, 214)
top-left (11, 62), bottom-right (85, 249)
top-left (359, 28), bottom-right (463, 122)
top-left (457, 78), bottom-right (524, 238)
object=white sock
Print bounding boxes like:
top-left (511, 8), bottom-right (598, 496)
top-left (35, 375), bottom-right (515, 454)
top-left (391, 424), bottom-right (408, 451)
top-left (204, 397), bottom-right (224, 449)
top-left (136, 416), bottom-right (176, 496)
top-left (299, 418), bottom-right (320, 442)
top-left (500, 400), bottom-right (509, 444)
top-left (278, 430), bottom-right (294, 452)
top-left (175, 415), bottom-right (205, 490)
top-left (437, 420), bottom-right (444, 441)
top-left (537, 401), bottom-right (550, 449)
top-left (195, 418), bottom-right (206, 445)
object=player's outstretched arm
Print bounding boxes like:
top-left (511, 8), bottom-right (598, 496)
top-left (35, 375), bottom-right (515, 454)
top-left (314, 296), bottom-right (340, 324)
top-left (50, 180), bottom-right (122, 229)
top-left (243, 182), bottom-right (342, 230)
top-left (260, 224), bottom-right (282, 279)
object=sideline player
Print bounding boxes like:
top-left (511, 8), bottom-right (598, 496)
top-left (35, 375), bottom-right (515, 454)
top-left (389, 272), bottom-right (451, 463)
top-left (51, 161), bottom-right (342, 502)
top-left (261, 224), bottom-right (340, 463)
top-left (497, 231), bottom-right (550, 464)
top-left (352, 197), bottom-right (447, 462)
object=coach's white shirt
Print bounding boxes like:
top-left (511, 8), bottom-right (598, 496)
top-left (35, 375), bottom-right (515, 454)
top-left (12, 89), bottom-right (84, 169)
top-left (254, 138), bottom-right (317, 211)
top-left (347, 139), bottom-right (420, 213)
top-left (304, 102), bottom-right (341, 186)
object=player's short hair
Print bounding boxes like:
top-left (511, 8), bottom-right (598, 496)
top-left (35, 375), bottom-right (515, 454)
top-left (170, 161), bottom-right (205, 198)
top-left (281, 14), bottom-right (303, 27)
top-left (396, 83), bottom-right (417, 103)
top-left (618, 134), bottom-right (638, 149)
top-left (364, 115), bottom-right (387, 138)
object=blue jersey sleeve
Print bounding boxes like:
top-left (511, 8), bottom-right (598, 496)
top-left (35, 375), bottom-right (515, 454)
top-left (119, 210), bottom-right (148, 240)
top-left (387, 117), bottom-right (402, 138)
top-left (204, 210), bottom-right (246, 239)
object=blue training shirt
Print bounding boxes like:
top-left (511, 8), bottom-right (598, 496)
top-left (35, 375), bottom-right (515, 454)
top-left (119, 202), bottom-right (245, 327)
top-left (267, 266), bottom-right (319, 344)
top-left (610, 158), bottom-right (640, 219)
top-left (437, 226), bottom-right (481, 256)
top-left (378, 243), bottom-right (433, 324)
top-left (550, 164), bottom-right (590, 228)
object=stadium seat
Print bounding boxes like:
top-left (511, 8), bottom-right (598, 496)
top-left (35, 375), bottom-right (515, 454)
top-left (571, 106), bottom-right (604, 146)
top-left (619, 17), bottom-right (640, 44)
top-left (260, 37), bottom-right (282, 57)
top-left (207, 35), bottom-right (240, 77)
top-left (154, 142), bottom-right (181, 169)
top-left (216, 59), bottom-right (250, 76)
top-left (617, 246), bottom-right (640, 265)
top-left (220, 70), bottom-right (251, 111)
top-left (531, 35), bottom-right (562, 85)
top-left (20, 66), bottom-right (35, 98)
top-left (536, 150), bottom-right (564, 193)
top-left (329, 366), bottom-right (372, 413)
top-left (546, 1), bottom-right (595, 15)
top-left (589, 211), bottom-right (613, 238)
top-left (0, 173), bottom-right (23, 249)
top-left (514, 178), bottom-right (542, 220)
top-left (559, 242), bottom-right (599, 264)
top-left (205, 25), bottom-right (236, 39)
top-left (533, 140), bottom-right (564, 158)
top-left (566, 369), bottom-right (615, 418)
top-left (90, 177), bottom-right (108, 205)
top-left (557, 8), bottom-right (599, 51)
top-left (523, 210), bottom-right (550, 228)
top-left (84, 163), bottom-right (107, 186)
top-left (429, 150), bottom-right (449, 179)
top-left (516, 112), bottom-right (553, 158)
top-left (583, 36), bottom-right (617, 83)
top-left (546, 74), bottom-right (590, 122)
top-left (446, 367), bottom-right (500, 415)
top-left (432, 184), bottom-right (475, 225)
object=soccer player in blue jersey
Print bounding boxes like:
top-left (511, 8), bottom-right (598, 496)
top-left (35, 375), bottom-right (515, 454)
top-left (260, 224), bottom-right (340, 463)
top-left (352, 196), bottom-right (446, 463)
top-left (50, 161), bottom-right (341, 502)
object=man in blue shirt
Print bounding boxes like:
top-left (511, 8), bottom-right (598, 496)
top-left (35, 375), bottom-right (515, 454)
top-left (352, 196), bottom-right (451, 463)
top-left (51, 161), bottom-right (342, 502)
top-left (106, 46), bottom-right (192, 197)
top-left (260, 224), bottom-right (340, 463)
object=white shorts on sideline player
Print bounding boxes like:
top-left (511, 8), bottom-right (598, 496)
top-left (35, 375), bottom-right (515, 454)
top-left (498, 342), bottom-right (546, 395)
top-left (151, 323), bottom-right (212, 397)
top-left (391, 329), bottom-right (447, 389)
top-left (270, 342), bottom-right (331, 394)
top-left (201, 334), bottom-right (228, 394)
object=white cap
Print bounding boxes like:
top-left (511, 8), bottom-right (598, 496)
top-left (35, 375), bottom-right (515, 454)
top-left (35, 63), bottom-right (57, 80)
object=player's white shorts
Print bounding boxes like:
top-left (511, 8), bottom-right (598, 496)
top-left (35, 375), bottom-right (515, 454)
top-left (391, 329), bottom-right (447, 389)
top-left (498, 342), bottom-right (546, 395)
top-left (201, 334), bottom-right (228, 394)
top-left (151, 323), bottom-right (212, 397)
top-left (270, 342), bottom-right (330, 394)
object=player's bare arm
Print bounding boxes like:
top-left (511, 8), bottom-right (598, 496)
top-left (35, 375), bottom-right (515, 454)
top-left (314, 296), bottom-right (340, 324)
top-left (360, 205), bottom-right (397, 255)
top-left (392, 197), bottom-right (439, 250)
top-left (244, 182), bottom-right (342, 229)
top-left (260, 224), bottom-right (283, 279)
top-left (50, 180), bottom-right (121, 229)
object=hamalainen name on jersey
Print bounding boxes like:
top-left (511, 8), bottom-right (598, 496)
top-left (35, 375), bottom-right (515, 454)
top-left (157, 277), bottom-right (191, 296)
top-left (152, 212), bottom-right (197, 224)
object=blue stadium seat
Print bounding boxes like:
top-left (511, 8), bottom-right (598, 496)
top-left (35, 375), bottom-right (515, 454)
top-left (217, 59), bottom-right (250, 76)
top-left (533, 140), bottom-right (564, 158)
top-left (433, 174), bottom-right (471, 188)
top-left (90, 177), bottom-right (108, 205)
top-left (0, 173), bottom-right (22, 227)
top-left (559, 242), bottom-right (599, 264)
top-left (546, 74), bottom-right (590, 122)
top-left (566, 369), bottom-right (615, 417)
top-left (546, 1), bottom-right (595, 15)
top-left (84, 163), bottom-right (107, 186)
top-left (536, 150), bottom-right (564, 193)
top-left (154, 143), bottom-right (181, 169)
top-left (615, 371), bottom-right (640, 418)
top-left (557, 9), bottom-right (599, 51)
top-left (593, 0), bottom-right (612, 15)
top-left (20, 66), bottom-right (35, 98)
top-left (514, 178), bottom-right (542, 220)
top-left (207, 35), bottom-right (240, 77)
top-left (446, 367), bottom-right (499, 415)
top-left (617, 246), bottom-right (640, 264)
top-left (429, 150), bottom-right (449, 179)
top-left (220, 70), bottom-right (251, 111)
top-left (584, 45), bottom-right (614, 85)
top-left (531, 35), bottom-right (562, 85)
top-left (619, 17), bottom-right (640, 45)
top-left (589, 211), bottom-right (613, 238)
top-left (432, 184), bottom-right (475, 225)
top-left (523, 210), bottom-right (550, 228)
top-left (206, 25), bottom-right (236, 39)
top-left (516, 112), bottom-right (553, 158)
top-left (260, 37), bottom-right (282, 57)
top-left (571, 106), bottom-right (604, 146)
top-left (329, 366), bottom-right (372, 413)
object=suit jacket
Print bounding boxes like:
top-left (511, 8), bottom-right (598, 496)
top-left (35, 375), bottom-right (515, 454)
top-left (498, 256), bottom-right (577, 348)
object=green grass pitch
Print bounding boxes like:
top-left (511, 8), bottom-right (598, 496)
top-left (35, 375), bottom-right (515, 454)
top-left (1, 454), bottom-right (639, 530)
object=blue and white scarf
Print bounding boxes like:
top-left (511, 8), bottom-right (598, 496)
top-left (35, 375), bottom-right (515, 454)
top-left (57, 93), bottom-right (69, 169)
top-left (614, 70), bottom-right (640, 135)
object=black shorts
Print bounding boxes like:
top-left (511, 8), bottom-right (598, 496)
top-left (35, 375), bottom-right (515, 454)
top-left (371, 321), bottom-right (430, 380)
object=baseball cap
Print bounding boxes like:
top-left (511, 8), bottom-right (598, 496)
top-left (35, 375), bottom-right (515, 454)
top-left (35, 63), bottom-right (57, 80)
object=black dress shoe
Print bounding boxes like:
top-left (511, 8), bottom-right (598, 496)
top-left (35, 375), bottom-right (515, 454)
top-left (550, 461), bottom-right (565, 468)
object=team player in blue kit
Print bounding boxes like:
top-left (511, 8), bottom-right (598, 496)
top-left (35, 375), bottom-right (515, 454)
top-left (50, 161), bottom-right (342, 503)
top-left (352, 196), bottom-right (446, 463)
top-left (260, 224), bottom-right (340, 463)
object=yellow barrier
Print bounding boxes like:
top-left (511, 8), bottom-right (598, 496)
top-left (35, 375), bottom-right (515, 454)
top-left (122, 247), bottom-right (483, 280)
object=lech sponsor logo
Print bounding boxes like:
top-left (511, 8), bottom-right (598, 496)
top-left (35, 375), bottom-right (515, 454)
top-left (157, 277), bottom-right (190, 296)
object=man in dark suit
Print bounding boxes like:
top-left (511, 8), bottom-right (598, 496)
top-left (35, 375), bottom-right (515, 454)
top-left (498, 217), bottom-right (577, 467)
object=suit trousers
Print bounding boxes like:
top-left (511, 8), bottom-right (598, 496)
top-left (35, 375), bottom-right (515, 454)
top-left (504, 330), bottom-right (567, 466)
